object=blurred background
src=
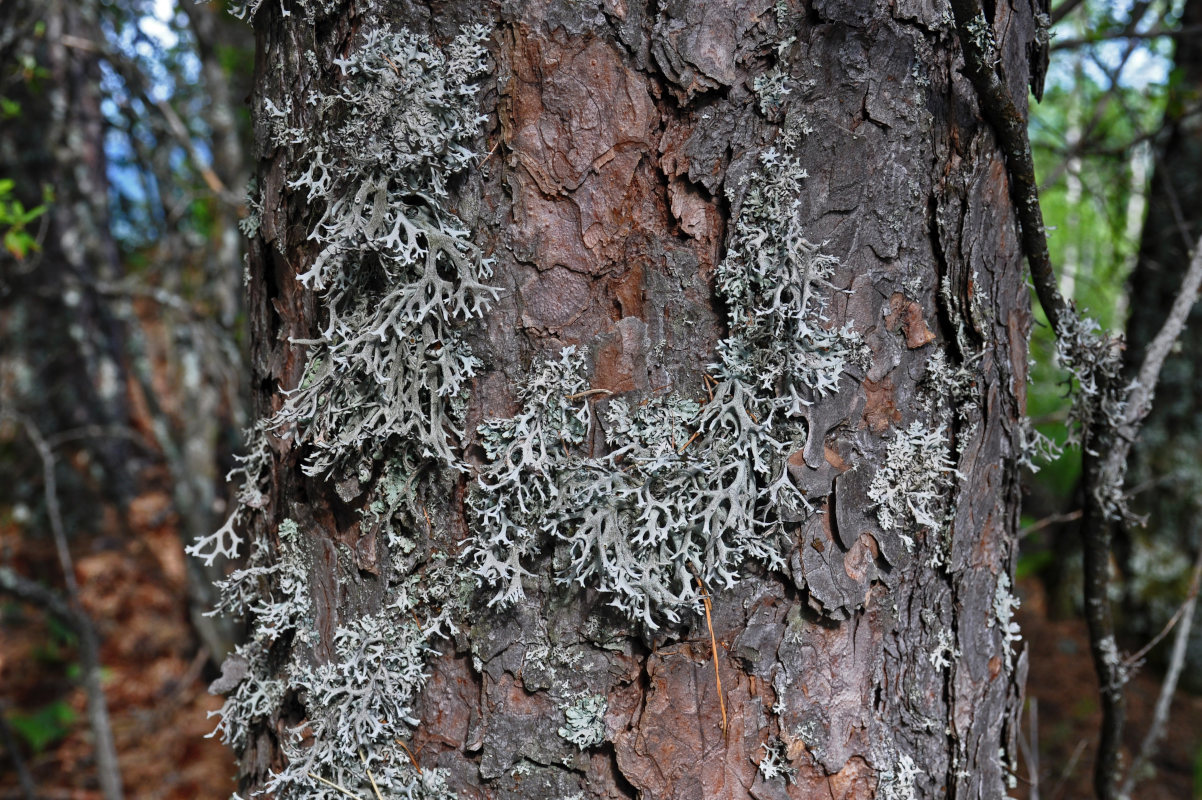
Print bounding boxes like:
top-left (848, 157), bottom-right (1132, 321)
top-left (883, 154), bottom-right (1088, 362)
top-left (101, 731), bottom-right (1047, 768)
top-left (0, 0), bottom-right (1200, 797)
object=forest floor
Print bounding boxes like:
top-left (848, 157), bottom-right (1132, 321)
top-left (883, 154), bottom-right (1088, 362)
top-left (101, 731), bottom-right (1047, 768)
top-left (1, 513), bottom-right (1199, 798)
top-left (1015, 578), bottom-right (1202, 800)
top-left (0, 483), bottom-right (235, 800)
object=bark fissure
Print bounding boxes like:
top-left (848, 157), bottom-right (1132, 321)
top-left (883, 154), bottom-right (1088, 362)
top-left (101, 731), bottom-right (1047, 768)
top-left (207, 0), bottom-right (1042, 797)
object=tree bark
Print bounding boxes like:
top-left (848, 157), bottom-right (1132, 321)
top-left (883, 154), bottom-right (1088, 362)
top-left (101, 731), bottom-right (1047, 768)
top-left (223, 0), bottom-right (1043, 797)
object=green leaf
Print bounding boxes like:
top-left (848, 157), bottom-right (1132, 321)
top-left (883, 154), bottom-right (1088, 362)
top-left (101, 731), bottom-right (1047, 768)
top-left (4, 229), bottom-right (35, 259)
top-left (8, 701), bottom-right (76, 753)
top-left (19, 204), bottom-right (46, 224)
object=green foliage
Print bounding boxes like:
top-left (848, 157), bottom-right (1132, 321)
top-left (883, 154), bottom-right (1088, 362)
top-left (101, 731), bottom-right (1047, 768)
top-left (8, 700), bottom-right (76, 753)
top-left (0, 178), bottom-right (48, 259)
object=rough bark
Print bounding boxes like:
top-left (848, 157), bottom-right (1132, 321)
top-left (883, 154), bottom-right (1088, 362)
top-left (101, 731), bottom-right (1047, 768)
top-left (230, 0), bottom-right (1043, 797)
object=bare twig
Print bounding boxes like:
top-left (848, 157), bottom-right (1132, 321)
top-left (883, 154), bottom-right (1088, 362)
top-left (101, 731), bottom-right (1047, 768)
top-left (60, 34), bottom-right (235, 204)
top-left (0, 411), bottom-right (124, 800)
top-left (307, 772), bottom-right (363, 799)
top-left (359, 749), bottom-right (384, 800)
top-left (1049, 739), bottom-right (1088, 800)
top-left (694, 574), bottom-right (727, 735)
top-left (1118, 547), bottom-right (1202, 800)
top-left (1052, 25), bottom-right (1202, 51)
top-left (1020, 509), bottom-right (1083, 538)
top-left (1050, 0), bottom-right (1088, 25)
top-left (1124, 549), bottom-right (1202, 668)
top-left (1016, 698), bottom-right (1040, 800)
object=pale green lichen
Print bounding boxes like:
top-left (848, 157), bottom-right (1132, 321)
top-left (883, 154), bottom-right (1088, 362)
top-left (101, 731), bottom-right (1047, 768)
top-left (466, 60), bottom-right (864, 628)
top-left (195, 21), bottom-right (493, 800)
top-left (557, 693), bottom-right (607, 750)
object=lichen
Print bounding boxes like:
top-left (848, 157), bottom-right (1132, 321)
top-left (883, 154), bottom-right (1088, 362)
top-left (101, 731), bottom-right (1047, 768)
top-left (269, 24), bottom-right (498, 478)
top-left (466, 57), bottom-right (864, 628)
top-left (878, 753), bottom-right (921, 800)
top-left (194, 21), bottom-right (493, 799)
top-left (202, 17), bottom-right (869, 797)
top-left (867, 420), bottom-right (957, 549)
top-left (557, 693), bottom-right (607, 750)
top-left (991, 570), bottom-right (1022, 673)
top-left (757, 738), bottom-right (797, 783)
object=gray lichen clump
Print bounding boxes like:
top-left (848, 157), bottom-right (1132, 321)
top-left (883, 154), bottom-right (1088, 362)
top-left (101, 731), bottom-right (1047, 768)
top-left (273, 25), bottom-right (498, 477)
top-left (557, 694), bottom-right (608, 750)
top-left (190, 21), bottom-right (493, 800)
top-left (466, 76), bottom-right (865, 628)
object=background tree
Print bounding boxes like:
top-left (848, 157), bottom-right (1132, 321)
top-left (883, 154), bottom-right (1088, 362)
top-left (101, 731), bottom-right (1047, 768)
top-left (0, 0), bottom-right (249, 794)
top-left (1123, 0), bottom-right (1202, 692)
top-left (206, 0), bottom-right (1049, 797)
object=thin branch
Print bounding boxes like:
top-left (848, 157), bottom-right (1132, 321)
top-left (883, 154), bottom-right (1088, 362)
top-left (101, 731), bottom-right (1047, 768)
top-left (1118, 546), bottom-right (1202, 800)
top-left (1052, 25), bottom-right (1202, 51)
top-left (307, 772), bottom-right (363, 799)
top-left (1049, 739), bottom-right (1089, 800)
top-left (949, 0), bottom-right (1071, 336)
top-left (1074, 235), bottom-right (1202, 800)
top-left (59, 34), bottom-right (235, 204)
top-left (1121, 239), bottom-right (1202, 445)
top-left (1050, 0), bottom-right (1088, 25)
top-left (0, 411), bottom-right (124, 800)
top-left (1017, 698), bottom-right (1040, 800)
top-left (1020, 509), bottom-right (1083, 538)
top-left (1124, 550), bottom-right (1202, 668)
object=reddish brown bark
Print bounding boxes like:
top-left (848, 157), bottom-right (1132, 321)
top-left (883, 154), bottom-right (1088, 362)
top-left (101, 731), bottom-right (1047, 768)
top-left (239, 0), bottom-right (1043, 796)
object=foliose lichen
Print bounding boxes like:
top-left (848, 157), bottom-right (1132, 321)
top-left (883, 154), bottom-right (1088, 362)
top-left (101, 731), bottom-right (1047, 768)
top-left (270, 24), bottom-right (498, 478)
top-left (466, 57), bottom-right (865, 629)
top-left (191, 21), bottom-right (494, 799)
top-left (556, 693), bottom-right (608, 750)
top-left (199, 17), bottom-right (869, 798)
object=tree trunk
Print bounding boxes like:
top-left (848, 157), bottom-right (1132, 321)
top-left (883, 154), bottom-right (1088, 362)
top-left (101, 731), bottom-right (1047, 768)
top-left (0, 0), bottom-right (138, 503)
top-left (1123, 0), bottom-right (1202, 691)
top-left (214, 1), bottom-right (1043, 797)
